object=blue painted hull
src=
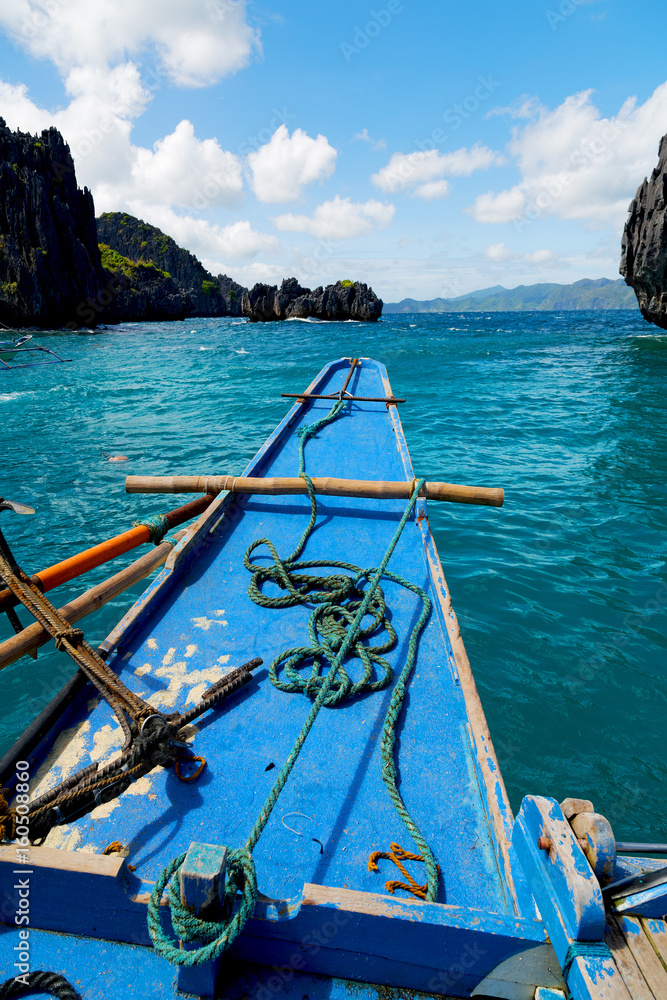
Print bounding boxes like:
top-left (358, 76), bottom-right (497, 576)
top-left (6, 357), bottom-right (636, 998)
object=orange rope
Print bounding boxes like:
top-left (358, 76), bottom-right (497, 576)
top-left (174, 756), bottom-right (206, 783)
top-left (368, 841), bottom-right (436, 900)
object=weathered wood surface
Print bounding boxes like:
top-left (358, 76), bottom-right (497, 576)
top-left (615, 914), bottom-right (667, 996)
top-left (0, 845), bottom-right (546, 995)
top-left (177, 842), bottom-right (228, 997)
top-left (513, 796), bottom-right (632, 1000)
top-left (125, 474), bottom-right (505, 507)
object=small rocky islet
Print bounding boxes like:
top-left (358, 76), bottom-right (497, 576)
top-left (0, 120), bottom-right (382, 329)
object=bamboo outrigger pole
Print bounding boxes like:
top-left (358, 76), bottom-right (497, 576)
top-left (0, 533), bottom-right (185, 671)
top-left (125, 475), bottom-right (504, 508)
top-left (0, 495), bottom-right (214, 615)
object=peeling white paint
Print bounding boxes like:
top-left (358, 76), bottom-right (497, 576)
top-left (135, 664), bottom-right (152, 677)
top-left (162, 647), bottom-right (176, 667)
top-left (191, 617), bottom-right (225, 631)
top-left (147, 637), bottom-right (158, 650)
top-left (217, 654), bottom-right (230, 665)
top-left (149, 658), bottom-right (226, 709)
top-left (31, 719), bottom-right (93, 800)
top-left (214, 609), bottom-right (225, 616)
top-left (43, 825), bottom-right (83, 851)
top-left (81, 774), bottom-right (156, 822)
top-left (185, 644), bottom-right (197, 658)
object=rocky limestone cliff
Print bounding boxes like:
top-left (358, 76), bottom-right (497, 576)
top-left (242, 277), bottom-right (382, 322)
top-left (97, 213), bottom-right (245, 316)
top-left (0, 118), bottom-right (103, 328)
top-left (621, 136), bottom-right (667, 329)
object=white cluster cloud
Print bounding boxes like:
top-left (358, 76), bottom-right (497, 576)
top-left (470, 84), bottom-right (667, 230)
top-left (1, 0), bottom-right (259, 87)
top-left (248, 125), bottom-right (337, 203)
top-left (483, 242), bottom-right (554, 264)
top-left (372, 144), bottom-right (504, 199)
top-left (96, 120), bottom-right (244, 210)
top-left (273, 196), bottom-right (395, 240)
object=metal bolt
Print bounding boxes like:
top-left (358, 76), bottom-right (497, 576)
top-left (538, 836), bottom-right (552, 851)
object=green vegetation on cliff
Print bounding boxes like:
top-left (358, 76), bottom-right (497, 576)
top-left (99, 243), bottom-right (170, 280)
top-left (96, 212), bottom-right (245, 317)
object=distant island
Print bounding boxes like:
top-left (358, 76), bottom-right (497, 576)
top-left (385, 278), bottom-right (638, 313)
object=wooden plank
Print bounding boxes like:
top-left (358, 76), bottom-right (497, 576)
top-left (512, 796), bottom-right (605, 958)
top-left (605, 914), bottom-right (655, 1000)
top-left (642, 918), bottom-right (667, 973)
top-left (557, 952), bottom-right (632, 1000)
top-left (616, 915), bottom-right (667, 995)
top-left (0, 844), bottom-right (124, 877)
top-left (1, 847), bottom-right (546, 995)
top-left (177, 842), bottom-right (228, 997)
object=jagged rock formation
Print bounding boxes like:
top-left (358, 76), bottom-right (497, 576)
top-left (242, 277), bottom-right (382, 322)
top-left (0, 119), bottom-right (249, 328)
top-left (97, 213), bottom-right (245, 316)
top-left (92, 244), bottom-right (190, 324)
top-left (0, 118), bottom-right (103, 328)
top-left (621, 136), bottom-right (667, 329)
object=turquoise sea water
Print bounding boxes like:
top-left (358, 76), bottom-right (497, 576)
top-left (0, 311), bottom-right (665, 846)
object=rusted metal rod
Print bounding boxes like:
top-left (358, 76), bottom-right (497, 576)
top-left (125, 475), bottom-right (505, 508)
top-left (0, 496), bottom-right (214, 614)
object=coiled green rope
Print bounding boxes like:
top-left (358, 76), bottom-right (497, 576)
top-left (148, 393), bottom-right (438, 967)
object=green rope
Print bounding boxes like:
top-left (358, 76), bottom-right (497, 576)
top-left (561, 940), bottom-right (611, 982)
top-left (133, 512), bottom-right (169, 544)
top-left (148, 392), bottom-right (437, 967)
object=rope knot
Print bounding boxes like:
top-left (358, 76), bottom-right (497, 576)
top-left (148, 847), bottom-right (258, 965)
top-left (53, 627), bottom-right (84, 651)
top-left (133, 512), bottom-right (170, 544)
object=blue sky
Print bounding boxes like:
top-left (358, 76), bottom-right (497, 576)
top-left (0, 0), bottom-right (666, 299)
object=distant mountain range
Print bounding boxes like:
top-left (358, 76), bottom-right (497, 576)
top-left (384, 278), bottom-right (638, 313)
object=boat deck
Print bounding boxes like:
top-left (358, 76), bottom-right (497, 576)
top-left (22, 358), bottom-right (518, 915)
top-left (0, 358), bottom-right (542, 998)
top-left (605, 912), bottom-right (667, 999)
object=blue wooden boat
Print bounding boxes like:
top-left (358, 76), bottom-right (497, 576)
top-left (0, 357), bottom-right (665, 1000)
